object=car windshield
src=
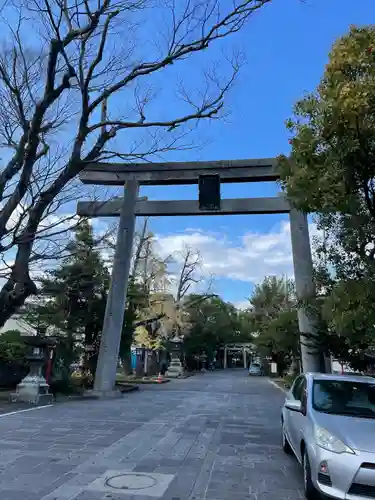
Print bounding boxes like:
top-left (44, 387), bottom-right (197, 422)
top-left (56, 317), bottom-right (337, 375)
top-left (250, 364), bottom-right (260, 368)
top-left (313, 379), bottom-right (375, 418)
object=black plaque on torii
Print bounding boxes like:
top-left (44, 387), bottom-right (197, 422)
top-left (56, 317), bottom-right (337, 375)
top-left (198, 174), bottom-right (221, 211)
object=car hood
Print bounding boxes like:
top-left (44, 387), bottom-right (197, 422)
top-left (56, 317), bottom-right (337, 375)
top-left (314, 412), bottom-right (375, 453)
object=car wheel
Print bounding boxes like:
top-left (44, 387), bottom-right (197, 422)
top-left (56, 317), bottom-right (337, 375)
top-left (303, 449), bottom-right (319, 499)
top-left (281, 421), bottom-right (292, 454)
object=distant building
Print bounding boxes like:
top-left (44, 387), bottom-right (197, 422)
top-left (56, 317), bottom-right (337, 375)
top-left (331, 359), bottom-right (353, 374)
top-left (0, 296), bottom-right (45, 335)
top-left (0, 315), bottom-right (35, 334)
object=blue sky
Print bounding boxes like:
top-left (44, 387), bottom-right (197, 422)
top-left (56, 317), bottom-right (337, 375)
top-left (128, 0), bottom-right (375, 308)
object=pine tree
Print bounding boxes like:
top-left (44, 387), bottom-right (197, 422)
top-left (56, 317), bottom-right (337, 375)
top-left (25, 219), bottom-right (110, 379)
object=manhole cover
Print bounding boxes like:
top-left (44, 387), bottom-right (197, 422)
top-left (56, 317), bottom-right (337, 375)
top-left (105, 473), bottom-right (158, 491)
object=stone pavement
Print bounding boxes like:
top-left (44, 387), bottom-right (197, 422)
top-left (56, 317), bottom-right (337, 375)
top-left (0, 371), bottom-right (304, 500)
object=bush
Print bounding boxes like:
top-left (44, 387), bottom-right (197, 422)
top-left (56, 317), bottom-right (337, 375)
top-left (0, 331), bottom-right (27, 365)
top-left (49, 377), bottom-right (77, 397)
top-left (79, 373), bottom-right (93, 389)
top-left (283, 373), bottom-right (296, 389)
top-left (71, 371), bottom-right (93, 389)
top-left (0, 361), bottom-right (28, 388)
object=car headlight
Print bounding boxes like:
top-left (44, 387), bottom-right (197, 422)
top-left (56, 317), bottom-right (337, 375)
top-left (314, 426), bottom-right (355, 454)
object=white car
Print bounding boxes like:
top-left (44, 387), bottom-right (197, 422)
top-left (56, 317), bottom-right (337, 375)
top-left (249, 362), bottom-right (262, 376)
top-left (281, 373), bottom-right (375, 499)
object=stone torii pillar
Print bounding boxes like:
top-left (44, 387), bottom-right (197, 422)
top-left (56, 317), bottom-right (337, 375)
top-left (289, 208), bottom-right (323, 373)
top-left (93, 180), bottom-right (139, 395)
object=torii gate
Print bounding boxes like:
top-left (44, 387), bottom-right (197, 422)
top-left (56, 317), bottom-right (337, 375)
top-left (77, 158), bottom-right (322, 395)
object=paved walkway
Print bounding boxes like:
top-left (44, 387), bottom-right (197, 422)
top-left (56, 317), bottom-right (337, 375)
top-left (0, 371), bottom-right (304, 500)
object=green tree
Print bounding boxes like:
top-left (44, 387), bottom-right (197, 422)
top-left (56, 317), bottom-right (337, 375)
top-left (278, 26), bottom-right (375, 369)
top-left (0, 330), bottom-right (27, 364)
top-left (120, 279), bottom-right (149, 374)
top-left (183, 295), bottom-right (247, 364)
top-left (249, 276), bottom-right (299, 374)
top-left (279, 25), bottom-right (375, 278)
top-left (279, 25), bottom-right (375, 218)
top-left (319, 279), bottom-right (375, 370)
top-left (117, 219), bottom-right (168, 374)
top-left (255, 309), bottom-right (300, 373)
top-left (250, 276), bottom-right (293, 319)
top-left (24, 220), bottom-right (110, 378)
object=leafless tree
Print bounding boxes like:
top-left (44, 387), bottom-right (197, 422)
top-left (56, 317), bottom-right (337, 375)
top-left (132, 217), bottom-right (151, 278)
top-left (131, 222), bottom-right (173, 293)
top-left (0, 0), bottom-right (271, 326)
top-left (133, 238), bottom-right (217, 340)
top-left (100, 216), bottom-right (172, 296)
top-left (175, 246), bottom-right (203, 301)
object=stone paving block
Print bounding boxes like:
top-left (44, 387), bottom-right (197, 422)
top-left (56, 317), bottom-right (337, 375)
top-left (181, 458), bottom-right (204, 470)
top-left (121, 496), bottom-right (157, 500)
top-left (64, 473), bottom-right (102, 486)
top-left (99, 494), bottom-right (135, 500)
top-left (41, 462), bottom-right (76, 475)
top-left (162, 470), bottom-right (198, 500)
top-left (252, 473), bottom-right (303, 492)
top-left (1, 473), bottom-right (60, 492)
top-left (74, 464), bottom-right (111, 475)
top-left (186, 452), bottom-right (217, 499)
top-left (40, 484), bottom-right (84, 499)
top-left (245, 491), bottom-right (304, 500)
top-left (133, 464), bottom-right (157, 473)
top-left (11, 455), bottom-right (45, 468)
top-left (132, 458), bottom-right (160, 471)
top-left (206, 481), bottom-right (250, 497)
top-left (0, 490), bottom-right (44, 500)
top-left (74, 491), bottom-right (108, 500)
top-left (158, 458), bottom-right (182, 467)
top-left (153, 466), bottom-right (178, 475)
top-left (0, 465), bottom-right (30, 478)
top-left (169, 438), bottom-right (194, 460)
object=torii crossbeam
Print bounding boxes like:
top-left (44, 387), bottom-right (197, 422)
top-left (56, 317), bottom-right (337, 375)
top-left (80, 158), bottom-right (279, 186)
top-left (77, 196), bottom-right (290, 217)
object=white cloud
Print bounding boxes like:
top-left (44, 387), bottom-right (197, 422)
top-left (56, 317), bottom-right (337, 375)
top-left (154, 220), bottom-right (321, 286)
top-left (234, 299), bottom-right (251, 310)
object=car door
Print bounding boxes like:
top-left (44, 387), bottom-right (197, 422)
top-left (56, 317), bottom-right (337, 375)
top-left (284, 376), bottom-right (303, 450)
top-left (284, 375), bottom-right (306, 457)
top-left (290, 376), bottom-right (307, 461)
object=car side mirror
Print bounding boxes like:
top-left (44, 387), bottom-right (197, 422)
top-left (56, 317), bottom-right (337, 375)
top-left (285, 400), bottom-right (302, 412)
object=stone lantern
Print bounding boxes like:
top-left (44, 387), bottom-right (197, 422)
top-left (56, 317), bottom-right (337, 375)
top-left (166, 334), bottom-right (184, 378)
top-left (10, 336), bottom-right (54, 405)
